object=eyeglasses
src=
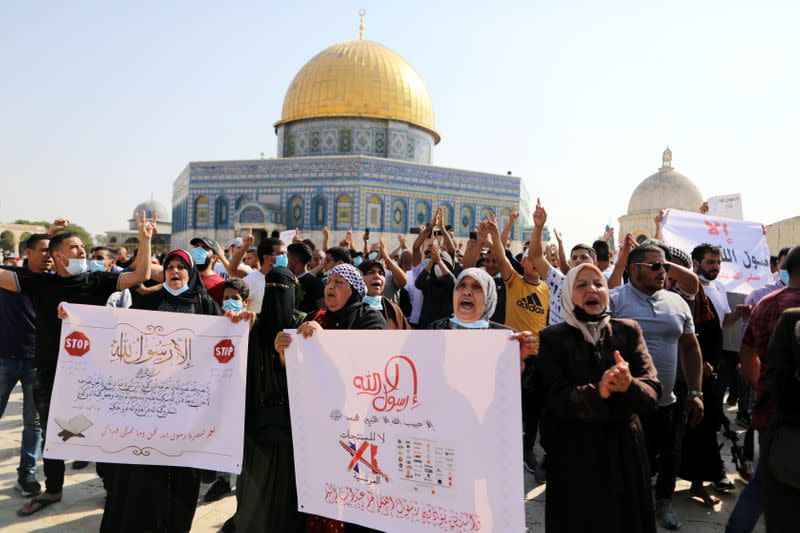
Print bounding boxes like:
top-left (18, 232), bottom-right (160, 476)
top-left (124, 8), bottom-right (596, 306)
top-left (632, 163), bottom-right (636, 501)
top-left (633, 261), bottom-right (672, 272)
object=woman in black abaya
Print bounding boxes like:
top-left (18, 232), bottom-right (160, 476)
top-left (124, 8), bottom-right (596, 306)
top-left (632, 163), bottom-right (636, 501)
top-left (235, 266), bottom-right (308, 531)
top-left (100, 249), bottom-right (222, 533)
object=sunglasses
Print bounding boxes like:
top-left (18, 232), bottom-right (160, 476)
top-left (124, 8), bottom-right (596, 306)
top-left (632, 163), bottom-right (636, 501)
top-left (633, 261), bottom-right (672, 272)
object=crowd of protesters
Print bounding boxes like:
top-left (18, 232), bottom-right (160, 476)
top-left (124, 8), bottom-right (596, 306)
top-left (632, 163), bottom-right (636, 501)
top-left (0, 200), bottom-right (798, 533)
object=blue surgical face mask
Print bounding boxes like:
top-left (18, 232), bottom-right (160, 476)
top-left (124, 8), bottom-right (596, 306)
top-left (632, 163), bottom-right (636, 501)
top-left (222, 298), bottom-right (244, 313)
top-left (368, 252), bottom-right (378, 261)
top-left (66, 258), bottom-right (88, 276)
top-left (449, 316), bottom-right (490, 329)
top-left (89, 260), bottom-right (106, 273)
top-left (353, 256), bottom-right (363, 266)
top-left (422, 258), bottom-right (430, 268)
top-left (779, 269), bottom-right (789, 285)
top-left (363, 294), bottom-right (383, 309)
top-left (191, 247), bottom-right (209, 265)
top-left (274, 254), bottom-right (288, 268)
top-left (163, 283), bottom-right (189, 296)
top-left (698, 273), bottom-right (711, 282)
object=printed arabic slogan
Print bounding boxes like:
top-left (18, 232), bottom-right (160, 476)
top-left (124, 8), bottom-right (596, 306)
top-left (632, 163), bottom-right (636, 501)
top-left (285, 330), bottom-right (524, 532)
top-left (661, 208), bottom-right (771, 295)
top-left (44, 303), bottom-right (249, 473)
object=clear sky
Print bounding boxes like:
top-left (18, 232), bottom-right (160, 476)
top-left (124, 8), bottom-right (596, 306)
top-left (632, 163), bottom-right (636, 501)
top-left (1, 0), bottom-right (798, 246)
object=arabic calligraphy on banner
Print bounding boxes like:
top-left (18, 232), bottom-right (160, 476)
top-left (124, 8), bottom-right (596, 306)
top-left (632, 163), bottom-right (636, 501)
top-left (660, 208), bottom-right (771, 295)
top-left (43, 303), bottom-right (248, 473)
top-left (285, 330), bottom-right (524, 532)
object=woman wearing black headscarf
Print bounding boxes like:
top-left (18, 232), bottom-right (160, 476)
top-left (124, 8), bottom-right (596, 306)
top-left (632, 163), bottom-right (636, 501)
top-left (235, 266), bottom-right (307, 531)
top-left (101, 250), bottom-right (222, 533)
top-left (275, 263), bottom-right (386, 533)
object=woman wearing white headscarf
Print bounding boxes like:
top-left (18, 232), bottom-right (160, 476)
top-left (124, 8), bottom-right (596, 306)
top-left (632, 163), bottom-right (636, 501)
top-left (428, 268), bottom-right (537, 367)
top-left (537, 263), bottom-right (661, 533)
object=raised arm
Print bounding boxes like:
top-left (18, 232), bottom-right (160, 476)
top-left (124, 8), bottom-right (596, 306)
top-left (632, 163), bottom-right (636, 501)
top-left (529, 198), bottom-right (555, 279)
top-left (322, 227), bottom-right (330, 252)
top-left (412, 220), bottom-right (435, 267)
top-left (118, 211), bottom-right (154, 290)
top-left (379, 238), bottom-right (407, 289)
top-left (435, 208), bottom-right (456, 257)
top-left (667, 262), bottom-right (699, 296)
top-left (608, 233), bottom-right (636, 289)
top-left (654, 210), bottom-right (665, 241)
top-left (554, 229), bottom-right (569, 275)
top-left (47, 218), bottom-right (70, 236)
top-left (227, 231), bottom-right (254, 278)
top-left (486, 218), bottom-right (515, 281)
top-left (460, 234), bottom-right (483, 269)
top-left (499, 207), bottom-right (519, 250)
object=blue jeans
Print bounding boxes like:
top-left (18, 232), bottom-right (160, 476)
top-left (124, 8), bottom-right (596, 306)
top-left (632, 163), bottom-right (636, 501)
top-left (0, 358), bottom-right (42, 475)
top-left (725, 432), bottom-right (764, 533)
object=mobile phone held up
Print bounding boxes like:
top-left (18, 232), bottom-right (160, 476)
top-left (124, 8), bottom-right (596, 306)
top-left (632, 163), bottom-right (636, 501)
top-left (469, 231), bottom-right (478, 241)
top-left (365, 228), bottom-right (370, 237)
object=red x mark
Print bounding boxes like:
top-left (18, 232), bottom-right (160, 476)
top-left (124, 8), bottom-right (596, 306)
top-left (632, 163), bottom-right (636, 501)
top-left (339, 440), bottom-right (390, 482)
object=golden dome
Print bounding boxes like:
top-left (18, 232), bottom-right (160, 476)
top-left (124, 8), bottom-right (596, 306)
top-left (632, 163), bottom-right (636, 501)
top-left (274, 39), bottom-right (440, 143)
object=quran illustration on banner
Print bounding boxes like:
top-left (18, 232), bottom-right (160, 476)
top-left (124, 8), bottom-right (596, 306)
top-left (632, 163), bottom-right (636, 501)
top-left (44, 303), bottom-right (249, 474)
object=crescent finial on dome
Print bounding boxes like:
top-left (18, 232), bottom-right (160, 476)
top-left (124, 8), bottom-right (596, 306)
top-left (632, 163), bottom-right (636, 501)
top-left (662, 146), bottom-right (673, 169)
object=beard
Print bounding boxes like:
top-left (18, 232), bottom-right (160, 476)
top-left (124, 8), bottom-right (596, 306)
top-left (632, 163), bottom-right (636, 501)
top-left (698, 266), bottom-right (719, 280)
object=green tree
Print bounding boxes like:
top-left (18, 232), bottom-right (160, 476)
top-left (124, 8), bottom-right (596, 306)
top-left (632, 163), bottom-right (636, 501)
top-left (14, 219), bottom-right (94, 249)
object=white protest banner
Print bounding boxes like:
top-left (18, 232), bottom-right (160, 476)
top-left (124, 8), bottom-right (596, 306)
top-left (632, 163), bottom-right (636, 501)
top-left (661, 208), bottom-right (770, 294)
top-left (279, 229), bottom-right (297, 245)
top-left (707, 193), bottom-right (743, 220)
top-left (44, 303), bottom-right (249, 473)
top-left (286, 330), bottom-right (524, 532)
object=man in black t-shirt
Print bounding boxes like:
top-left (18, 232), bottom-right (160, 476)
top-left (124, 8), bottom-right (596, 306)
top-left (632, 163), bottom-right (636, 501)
top-left (287, 242), bottom-right (325, 312)
top-left (0, 212), bottom-right (156, 516)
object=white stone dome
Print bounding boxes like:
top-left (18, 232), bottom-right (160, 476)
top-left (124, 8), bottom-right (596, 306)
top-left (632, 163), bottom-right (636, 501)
top-left (132, 199), bottom-right (170, 222)
top-left (627, 149), bottom-right (703, 214)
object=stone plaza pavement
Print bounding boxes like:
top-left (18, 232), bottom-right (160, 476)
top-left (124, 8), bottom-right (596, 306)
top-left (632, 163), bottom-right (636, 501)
top-left (0, 385), bottom-right (764, 532)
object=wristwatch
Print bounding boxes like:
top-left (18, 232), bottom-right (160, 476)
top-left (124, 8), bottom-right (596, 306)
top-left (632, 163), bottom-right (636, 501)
top-left (688, 390), bottom-right (704, 399)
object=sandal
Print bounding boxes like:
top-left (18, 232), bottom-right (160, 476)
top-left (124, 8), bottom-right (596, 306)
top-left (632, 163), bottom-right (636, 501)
top-left (17, 495), bottom-right (61, 517)
top-left (689, 485), bottom-right (720, 508)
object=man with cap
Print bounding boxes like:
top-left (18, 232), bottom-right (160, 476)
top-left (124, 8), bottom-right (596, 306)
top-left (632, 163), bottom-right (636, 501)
top-left (213, 237), bottom-right (254, 280)
top-left (189, 236), bottom-right (225, 305)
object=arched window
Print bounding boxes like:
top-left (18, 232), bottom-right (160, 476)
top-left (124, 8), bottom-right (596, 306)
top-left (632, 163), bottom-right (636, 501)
top-left (335, 194), bottom-right (353, 229)
top-left (415, 200), bottom-right (431, 226)
top-left (235, 195), bottom-right (250, 211)
top-left (239, 205), bottom-right (265, 224)
top-left (480, 207), bottom-right (494, 222)
top-left (366, 195), bottom-right (383, 230)
top-left (459, 205), bottom-right (475, 235)
top-left (287, 195), bottom-right (304, 228)
top-left (391, 199), bottom-right (407, 231)
top-left (312, 195), bottom-right (327, 228)
top-left (215, 197), bottom-right (229, 228)
top-left (194, 196), bottom-right (209, 226)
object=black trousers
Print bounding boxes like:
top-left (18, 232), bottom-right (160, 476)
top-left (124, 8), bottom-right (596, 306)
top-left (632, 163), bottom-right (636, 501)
top-left (33, 372), bottom-right (65, 495)
top-left (641, 402), bottom-right (685, 501)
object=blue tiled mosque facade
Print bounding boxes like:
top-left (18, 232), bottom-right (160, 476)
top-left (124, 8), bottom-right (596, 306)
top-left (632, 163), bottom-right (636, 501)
top-left (171, 153), bottom-right (531, 249)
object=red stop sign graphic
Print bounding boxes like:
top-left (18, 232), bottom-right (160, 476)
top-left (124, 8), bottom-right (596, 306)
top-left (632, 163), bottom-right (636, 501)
top-left (214, 339), bottom-right (235, 363)
top-left (64, 331), bottom-right (90, 356)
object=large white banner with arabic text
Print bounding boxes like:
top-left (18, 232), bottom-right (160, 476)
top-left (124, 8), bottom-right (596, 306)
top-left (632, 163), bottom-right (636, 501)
top-left (286, 330), bottom-right (524, 532)
top-left (661, 209), bottom-right (770, 294)
top-left (44, 303), bottom-right (249, 473)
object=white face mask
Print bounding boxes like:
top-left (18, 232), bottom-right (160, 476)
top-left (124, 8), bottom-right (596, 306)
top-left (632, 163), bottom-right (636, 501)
top-left (66, 258), bottom-right (88, 276)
